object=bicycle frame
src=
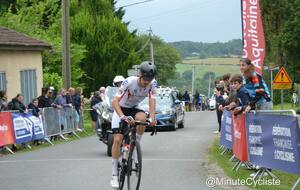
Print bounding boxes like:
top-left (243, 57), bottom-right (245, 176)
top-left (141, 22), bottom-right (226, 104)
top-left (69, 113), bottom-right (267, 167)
top-left (118, 120), bottom-right (153, 190)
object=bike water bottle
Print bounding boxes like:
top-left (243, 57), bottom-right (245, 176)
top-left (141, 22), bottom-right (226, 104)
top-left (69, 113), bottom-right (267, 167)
top-left (123, 144), bottom-right (130, 160)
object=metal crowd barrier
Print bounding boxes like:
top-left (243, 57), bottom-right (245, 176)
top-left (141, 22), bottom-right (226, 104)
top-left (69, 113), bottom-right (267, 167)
top-left (0, 106), bottom-right (86, 154)
top-left (219, 109), bottom-right (300, 189)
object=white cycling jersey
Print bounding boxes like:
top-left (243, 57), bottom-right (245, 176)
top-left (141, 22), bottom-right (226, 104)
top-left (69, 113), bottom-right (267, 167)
top-left (117, 76), bottom-right (157, 109)
top-left (112, 76), bottom-right (157, 129)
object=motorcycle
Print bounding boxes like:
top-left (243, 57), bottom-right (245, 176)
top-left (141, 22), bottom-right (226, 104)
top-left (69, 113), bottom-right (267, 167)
top-left (93, 86), bottom-right (118, 156)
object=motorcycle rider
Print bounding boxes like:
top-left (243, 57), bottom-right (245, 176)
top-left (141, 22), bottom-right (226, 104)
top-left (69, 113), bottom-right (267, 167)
top-left (113, 75), bottom-right (125, 87)
top-left (110, 61), bottom-right (157, 188)
top-left (99, 87), bottom-right (106, 101)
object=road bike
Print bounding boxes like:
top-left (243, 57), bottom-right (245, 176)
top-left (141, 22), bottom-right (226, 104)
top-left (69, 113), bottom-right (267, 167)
top-left (118, 120), bottom-right (157, 190)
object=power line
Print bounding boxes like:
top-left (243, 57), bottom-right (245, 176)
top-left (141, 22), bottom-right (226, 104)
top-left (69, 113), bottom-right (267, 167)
top-left (131, 0), bottom-right (220, 23)
top-left (115, 38), bottom-right (151, 54)
top-left (116, 0), bottom-right (154, 9)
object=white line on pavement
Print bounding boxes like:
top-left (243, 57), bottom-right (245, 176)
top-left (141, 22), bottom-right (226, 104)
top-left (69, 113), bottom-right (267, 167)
top-left (0, 158), bottom-right (201, 163)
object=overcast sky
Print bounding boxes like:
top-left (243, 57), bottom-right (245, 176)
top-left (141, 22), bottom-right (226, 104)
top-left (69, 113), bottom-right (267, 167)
top-left (116, 0), bottom-right (242, 43)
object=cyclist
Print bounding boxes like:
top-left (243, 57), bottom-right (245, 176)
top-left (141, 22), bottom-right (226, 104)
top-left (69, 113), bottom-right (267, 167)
top-left (113, 75), bottom-right (125, 87)
top-left (110, 61), bottom-right (157, 188)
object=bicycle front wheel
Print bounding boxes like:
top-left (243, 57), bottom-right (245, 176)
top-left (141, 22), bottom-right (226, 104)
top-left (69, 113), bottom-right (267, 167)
top-left (127, 142), bottom-right (142, 190)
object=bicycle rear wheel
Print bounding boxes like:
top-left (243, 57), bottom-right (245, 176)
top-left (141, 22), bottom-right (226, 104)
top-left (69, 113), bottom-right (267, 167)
top-left (127, 142), bottom-right (142, 190)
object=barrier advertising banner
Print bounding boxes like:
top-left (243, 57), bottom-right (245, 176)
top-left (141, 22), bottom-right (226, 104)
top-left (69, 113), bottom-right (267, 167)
top-left (0, 112), bottom-right (15, 146)
top-left (232, 113), bottom-right (248, 161)
top-left (23, 114), bottom-right (45, 141)
top-left (246, 113), bottom-right (300, 174)
top-left (12, 113), bottom-right (32, 144)
top-left (220, 110), bottom-right (233, 149)
top-left (241, 0), bottom-right (265, 76)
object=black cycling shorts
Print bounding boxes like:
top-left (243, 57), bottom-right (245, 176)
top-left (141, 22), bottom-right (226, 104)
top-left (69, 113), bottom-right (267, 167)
top-left (112, 107), bottom-right (145, 134)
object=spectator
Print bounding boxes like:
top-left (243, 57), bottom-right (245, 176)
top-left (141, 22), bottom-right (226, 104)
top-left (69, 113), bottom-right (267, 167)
top-left (292, 92), bottom-right (299, 107)
top-left (54, 88), bottom-right (70, 108)
top-left (240, 58), bottom-right (272, 111)
top-left (54, 88), bottom-right (70, 131)
top-left (222, 73), bottom-right (231, 94)
top-left (38, 87), bottom-right (57, 108)
top-left (0, 90), bottom-right (8, 111)
top-left (240, 58), bottom-right (272, 177)
top-left (90, 91), bottom-right (102, 131)
top-left (182, 90), bottom-right (191, 112)
top-left (214, 79), bottom-right (226, 134)
top-left (10, 94), bottom-right (27, 113)
top-left (201, 96), bottom-right (206, 111)
top-left (27, 98), bottom-right (40, 117)
top-left (230, 74), bottom-right (250, 115)
top-left (73, 87), bottom-right (83, 132)
top-left (194, 91), bottom-right (200, 111)
top-left (66, 87), bottom-right (74, 105)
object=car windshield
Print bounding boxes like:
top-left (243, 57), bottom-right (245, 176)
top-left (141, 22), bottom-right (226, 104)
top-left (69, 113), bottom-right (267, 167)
top-left (139, 95), bottom-right (172, 111)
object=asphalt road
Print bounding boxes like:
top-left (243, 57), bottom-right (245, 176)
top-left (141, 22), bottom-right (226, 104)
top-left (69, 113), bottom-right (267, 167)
top-left (0, 111), bottom-right (219, 190)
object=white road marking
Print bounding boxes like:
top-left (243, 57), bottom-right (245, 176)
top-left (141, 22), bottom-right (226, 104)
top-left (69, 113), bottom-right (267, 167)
top-left (0, 158), bottom-right (201, 164)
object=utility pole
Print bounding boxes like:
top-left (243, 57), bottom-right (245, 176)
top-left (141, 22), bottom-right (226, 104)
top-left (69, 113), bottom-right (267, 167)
top-left (192, 64), bottom-right (195, 95)
top-left (148, 28), bottom-right (154, 64)
top-left (62, 0), bottom-right (71, 89)
top-left (208, 74), bottom-right (211, 98)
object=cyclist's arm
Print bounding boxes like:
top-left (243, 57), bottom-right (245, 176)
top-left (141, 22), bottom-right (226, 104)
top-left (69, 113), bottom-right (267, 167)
top-left (148, 80), bottom-right (157, 124)
top-left (149, 95), bottom-right (155, 121)
top-left (112, 95), bottom-right (124, 118)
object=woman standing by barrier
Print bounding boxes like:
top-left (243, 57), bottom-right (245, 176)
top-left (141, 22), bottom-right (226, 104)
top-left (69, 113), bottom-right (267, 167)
top-left (240, 58), bottom-right (272, 111)
top-left (240, 58), bottom-right (273, 177)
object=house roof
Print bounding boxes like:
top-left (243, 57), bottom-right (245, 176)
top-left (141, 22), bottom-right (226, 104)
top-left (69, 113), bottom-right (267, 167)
top-left (0, 26), bottom-right (51, 51)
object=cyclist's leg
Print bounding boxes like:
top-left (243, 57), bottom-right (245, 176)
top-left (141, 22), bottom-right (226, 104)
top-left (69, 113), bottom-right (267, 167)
top-left (111, 111), bottom-right (123, 187)
top-left (134, 111), bottom-right (147, 142)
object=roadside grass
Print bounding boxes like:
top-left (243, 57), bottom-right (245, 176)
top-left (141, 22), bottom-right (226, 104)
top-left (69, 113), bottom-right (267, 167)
top-left (0, 109), bottom-right (95, 156)
top-left (273, 103), bottom-right (300, 111)
top-left (208, 138), bottom-right (300, 190)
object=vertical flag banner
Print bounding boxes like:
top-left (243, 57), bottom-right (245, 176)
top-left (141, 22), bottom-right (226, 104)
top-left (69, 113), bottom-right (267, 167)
top-left (241, 0), bottom-right (265, 76)
top-left (232, 113), bottom-right (248, 161)
top-left (0, 112), bottom-right (15, 146)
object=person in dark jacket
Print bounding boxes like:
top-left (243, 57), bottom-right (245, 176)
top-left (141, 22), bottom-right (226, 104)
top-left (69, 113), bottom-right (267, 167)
top-left (72, 87), bottom-right (82, 115)
top-left (38, 87), bottom-right (58, 108)
top-left (27, 98), bottom-right (40, 117)
top-left (182, 90), bottom-right (191, 112)
top-left (10, 94), bottom-right (27, 113)
top-left (72, 87), bottom-right (83, 131)
top-left (90, 91), bottom-right (102, 130)
top-left (0, 90), bottom-right (8, 111)
top-left (230, 74), bottom-right (250, 115)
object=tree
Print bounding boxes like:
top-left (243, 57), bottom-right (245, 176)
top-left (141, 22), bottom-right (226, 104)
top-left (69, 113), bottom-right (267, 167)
top-left (71, 0), bottom-right (142, 91)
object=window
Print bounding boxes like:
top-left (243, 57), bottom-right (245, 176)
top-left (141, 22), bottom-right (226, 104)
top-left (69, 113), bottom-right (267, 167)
top-left (0, 72), bottom-right (6, 91)
top-left (20, 69), bottom-right (37, 105)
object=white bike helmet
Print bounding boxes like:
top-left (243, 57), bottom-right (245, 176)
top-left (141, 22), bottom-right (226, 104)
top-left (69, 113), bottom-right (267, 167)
top-left (99, 86), bottom-right (106, 92)
top-left (113, 75), bottom-right (125, 86)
